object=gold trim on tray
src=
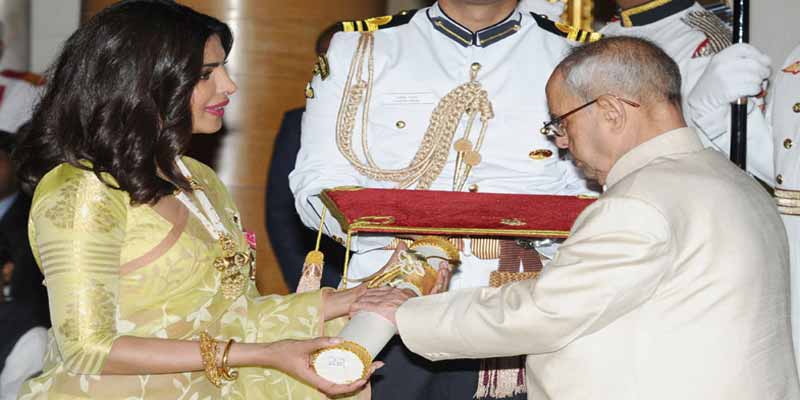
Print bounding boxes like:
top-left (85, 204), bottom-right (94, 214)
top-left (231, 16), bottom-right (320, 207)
top-left (349, 225), bottom-right (572, 238)
top-left (352, 215), bottom-right (397, 226)
top-left (500, 218), bottom-right (527, 227)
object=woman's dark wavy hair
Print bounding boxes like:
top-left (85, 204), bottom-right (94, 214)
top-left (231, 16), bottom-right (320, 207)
top-left (15, 0), bottom-right (232, 204)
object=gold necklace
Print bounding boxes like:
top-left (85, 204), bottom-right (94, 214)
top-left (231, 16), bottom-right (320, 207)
top-left (174, 158), bottom-right (253, 299)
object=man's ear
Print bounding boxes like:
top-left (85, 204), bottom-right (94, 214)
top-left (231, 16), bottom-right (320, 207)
top-left (595, 95), bottom-right (626, 132)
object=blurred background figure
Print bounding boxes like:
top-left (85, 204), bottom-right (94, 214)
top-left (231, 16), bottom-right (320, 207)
top-left (0, 129), bottom-right (46, 318)
top-left (0, 19), bottom-right (40, 133)
top-left (0, 128), bottom-right (47, 400)
top-left (0, 235), bottom-right (48, 400)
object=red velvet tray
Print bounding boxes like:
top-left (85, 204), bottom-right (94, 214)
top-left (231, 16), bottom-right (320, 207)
top-left (320, 187), bottom-right (596, 238)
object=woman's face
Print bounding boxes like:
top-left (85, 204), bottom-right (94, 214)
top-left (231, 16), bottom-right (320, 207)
top-left (190, 35), bottom-right (237, 134)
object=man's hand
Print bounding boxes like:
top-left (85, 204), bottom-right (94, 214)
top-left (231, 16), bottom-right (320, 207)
top-left (688, 43), bottom-right (771, 118)
top-left (350, 287), bottom-right (416, 326)
top-left (265, 337), bottom-right (383, 397)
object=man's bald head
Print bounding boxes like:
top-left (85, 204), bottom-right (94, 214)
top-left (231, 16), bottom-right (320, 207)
top-left (555, 36), bottom-right (683, 110)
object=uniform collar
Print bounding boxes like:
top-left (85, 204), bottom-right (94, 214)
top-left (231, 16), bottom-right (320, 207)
top-left (618, 0), bottom-right (695, 27)
top-left (606, 127), bottom-right (703, 188)
top-left (427, 3), bottom-right (522, 47)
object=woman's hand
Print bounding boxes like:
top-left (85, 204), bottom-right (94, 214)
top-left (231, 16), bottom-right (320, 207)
top-left (263, 337), bottom-right (382, 397)
top-left (321, 241), bottom-right (409, 321)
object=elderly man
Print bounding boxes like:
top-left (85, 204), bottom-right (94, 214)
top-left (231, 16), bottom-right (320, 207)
top-left (355, 37), bottom-right (799, 399)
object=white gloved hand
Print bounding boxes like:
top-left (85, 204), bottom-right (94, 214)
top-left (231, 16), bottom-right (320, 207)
top-left (521, 0), bottom-right (566, 21)
top-left (687, 43), bottom-right (771, 119)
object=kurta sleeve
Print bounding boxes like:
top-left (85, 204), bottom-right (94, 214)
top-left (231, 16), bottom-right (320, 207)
top-left (396, 197), bottom-right (673, 360)
top-left (30, 168), bottom-right (128, 374)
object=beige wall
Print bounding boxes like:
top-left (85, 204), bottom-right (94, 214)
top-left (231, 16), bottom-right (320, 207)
top-left (0, 0), bottom-right (31, 70)
top-left (752, 0), bottom-right (800, 74)
top-left (30, 0), bottom-right (80, 73)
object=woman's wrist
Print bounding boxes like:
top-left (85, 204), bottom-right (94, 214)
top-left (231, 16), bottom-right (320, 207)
top-left (252, 342), bottom-right (278, 369)
top-left (221, 341), bottom-right (273, 368)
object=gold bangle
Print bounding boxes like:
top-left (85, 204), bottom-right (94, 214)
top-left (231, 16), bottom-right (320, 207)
top-left (199, 332), bottom-right (222, 387)
top-left (219, 338), bottom-right (239, 381)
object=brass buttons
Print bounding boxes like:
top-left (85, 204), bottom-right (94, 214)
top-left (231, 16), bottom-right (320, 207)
top-left (396, 120), bottom-right (406, 129)
top-left (793, 102), bottom-right (800, 113)
top-left (777, 174), bottom-right (784, 185)
top-left (785, 139), bottom-right (794, 149)
top-left (468, 184), bottom-right (479, 193)
top-left (471, 62), bottom-right (481, 72)
top-left (529, 149), bottom-right (553, 160)
top-left (400, 10), bottom-right (408, 15)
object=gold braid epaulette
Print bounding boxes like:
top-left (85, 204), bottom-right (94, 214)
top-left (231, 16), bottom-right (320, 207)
top-left (339, 9), bottom-right (418, 33)
top-left (530, 12), bottom-right (602, 43)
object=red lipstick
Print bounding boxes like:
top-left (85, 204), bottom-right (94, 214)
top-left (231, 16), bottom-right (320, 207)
top-left (205, 99), bottom-right (229, 117)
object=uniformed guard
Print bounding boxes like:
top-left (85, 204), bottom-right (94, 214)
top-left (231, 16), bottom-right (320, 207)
top-left (289, 1), bottom-right (599, 399)
top-left (0, 23), bottom-right (40, 134)
top-left (600, 0), bottom-right (774, 184)
top-left (770, 43), bottom-right (800, 380)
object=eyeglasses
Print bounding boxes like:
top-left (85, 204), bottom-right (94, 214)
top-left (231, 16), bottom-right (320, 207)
top-left (540, 95), bottom-right (641, 138)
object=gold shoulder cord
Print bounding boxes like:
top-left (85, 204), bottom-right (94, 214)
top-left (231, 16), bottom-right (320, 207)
top-left (335, 32), bottom-right (495, 191)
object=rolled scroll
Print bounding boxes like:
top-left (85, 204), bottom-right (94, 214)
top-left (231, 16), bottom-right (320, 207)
top-left (311, 237), bottom-right (460, 384)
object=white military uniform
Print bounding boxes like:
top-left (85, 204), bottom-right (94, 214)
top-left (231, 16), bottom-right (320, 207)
top-left (290, 3), bottom-right (597, 292)
top-left (770, 43), bottom-right (800, 379)
top-left (0, 70), bottom-right (38, 133)
top-left (600, 0), bottom-right (774, 184)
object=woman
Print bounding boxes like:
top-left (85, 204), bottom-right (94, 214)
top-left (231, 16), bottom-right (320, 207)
top-left (14, 1), bottom-right (375, 398)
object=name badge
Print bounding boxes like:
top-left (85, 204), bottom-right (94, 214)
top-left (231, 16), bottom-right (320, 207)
top-left (382, 91), bottom-right (437, 106)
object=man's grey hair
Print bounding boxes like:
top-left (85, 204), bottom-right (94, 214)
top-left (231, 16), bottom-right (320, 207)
top-left (556, 36), bottom-right (682, 108)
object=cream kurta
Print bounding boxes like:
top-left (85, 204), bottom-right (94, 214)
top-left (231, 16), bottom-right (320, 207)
top-left (397, 128), bottom-right (799, 399)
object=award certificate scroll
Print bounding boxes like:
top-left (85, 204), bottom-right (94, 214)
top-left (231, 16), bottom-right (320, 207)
top-left (311, 237), bottom-right (460, 384)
